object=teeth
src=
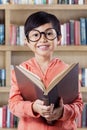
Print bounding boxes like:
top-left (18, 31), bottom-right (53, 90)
top-left (38, 45), bottom-right (49, 49)
top-left (39, 45), bottom-right (46, 48)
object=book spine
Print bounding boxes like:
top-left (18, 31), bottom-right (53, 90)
top-left (80, 18), bottom-right (87, 45)
top-left (2, 105), bottom-right (7, 128)
top-left (6, 107), bottom-right (11, 128)
top-left (81, 103), bottom-right (87, 127)
top-left (81, 68), bottom-right (85, 87)
top-left (0, 107), bottom-right (2, 127)
top-left (1, 69), bottom-right (6, 87)
top-left (0, 24), bottom-right (4, 45)
top-left (74, 20), bottom-right (80, 45)
top-left (19, 25), bottom-right (25, 46)
top-left (66, 22), bottom-right (70, 45)
top-left (69, 20), bottom-right (75, 45)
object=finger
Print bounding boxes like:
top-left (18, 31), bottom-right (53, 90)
top-left (50, 104), bottom-right (54, 114)
top-left (59, 97), bottom-right (63, 106)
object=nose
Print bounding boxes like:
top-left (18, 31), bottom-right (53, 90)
top-left (40, 32), bottom-right (47, 41)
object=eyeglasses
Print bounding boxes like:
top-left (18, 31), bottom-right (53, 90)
top-left (26, 28), bottom-right (58, 42)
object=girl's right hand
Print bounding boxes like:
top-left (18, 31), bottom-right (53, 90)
top-left (32, 99), bottom-right (54, 118)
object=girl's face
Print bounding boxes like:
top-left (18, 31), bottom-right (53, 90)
top-left (26, 23), bottom-right (60, 58)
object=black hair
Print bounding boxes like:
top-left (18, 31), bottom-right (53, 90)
top-left (24, 11), bottom-right (61, 39)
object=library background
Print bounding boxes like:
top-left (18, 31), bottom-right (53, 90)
top-left (0, 0), bottom-right (87, 130)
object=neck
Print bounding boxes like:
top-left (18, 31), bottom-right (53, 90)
top-left (35, 55), bottom-right (53, 73)
top-left (35, 55), bottom-right (52, 65)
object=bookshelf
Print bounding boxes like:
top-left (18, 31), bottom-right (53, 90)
top-left (0, 4), bottom-right (87, 130)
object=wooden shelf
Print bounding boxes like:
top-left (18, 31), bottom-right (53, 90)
top-left (0, 4), bottom-right (87, 10)
top-left (0, 45), bottom-right (87, 52)
top-left (80, 87), bottom-right (87, 93)
top-left (77, 128), bottom-right (87, 130)
top-left (0, 128), bottom-right (17, 130)
top-left (0, 87), bottom-right (10, 93)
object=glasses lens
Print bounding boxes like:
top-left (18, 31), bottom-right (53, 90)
top-left (46, 28), bottom-right (57, 40)
top-left (29, 30), bottom-right (40, 42)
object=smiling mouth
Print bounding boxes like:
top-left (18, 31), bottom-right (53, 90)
top-left (37, 45), bottom-right (50, 50)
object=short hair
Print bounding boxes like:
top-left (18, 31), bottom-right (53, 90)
top-left (24, 11), bottom-right (61, 39)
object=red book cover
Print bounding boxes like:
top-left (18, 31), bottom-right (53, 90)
top-left (74, 20), bottom-right (80, 45)
top-left (2, 105), bottom-right (7, 128)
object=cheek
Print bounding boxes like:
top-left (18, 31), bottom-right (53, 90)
top-left (52, 40), bottom-right (58, 48)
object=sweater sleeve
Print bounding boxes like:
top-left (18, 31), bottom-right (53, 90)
top-left (59, 82), bottom-right (83, 121)
top-left (8, 70), bottom-right (40, 119)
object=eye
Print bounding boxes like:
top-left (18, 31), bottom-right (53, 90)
top-left (35, 33), bottom-right (39, 37)
top-left (47, 31), bottom-right (53, 36)
top-left (30, 33), bottom-right (39, 40)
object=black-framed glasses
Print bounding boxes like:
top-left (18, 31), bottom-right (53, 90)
top-left (26, 28), bottom-right (59, 42)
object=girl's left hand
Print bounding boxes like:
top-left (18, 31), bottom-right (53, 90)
top-left (45, 98), bottom-right (64, 121)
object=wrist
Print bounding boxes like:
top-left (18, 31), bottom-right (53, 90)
top-left (32, 102), bottom-right (38, 116)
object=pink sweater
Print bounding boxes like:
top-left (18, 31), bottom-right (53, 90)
top-left (8, 58), bottom-right (83, 130)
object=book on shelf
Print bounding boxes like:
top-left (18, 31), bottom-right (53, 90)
top-left (74, 20), bottom-right (80, 45)
top-left (0, 105), bottom-right (18, 128)
top-left (0, 69), bottom-right (6, 87)
top-left (69, 20), bottom-right (75, 45)
top-left (80, 18), bottom-right (87, 45)
top-left (2, 105), bottom-right (7, 128)
top-left (14, 62), bottom-right (79, 108)
top-left (0, 107), bottom-right (2, 127)
top-left (80, 67), bottom-right (87, 87)
top-left (81, 103), bottom-right (87, 127)
top-left (0, 24), bottom-right (4, 45)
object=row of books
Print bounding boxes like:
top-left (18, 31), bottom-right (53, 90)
top-left (0, 0), bottom-right (86, 4)
top-left (9, 17), bottom-right (87, 46)
top-left (0, 0), bottom-right (9, 4)
top-left (61, 18), bottom-right (87, 46)
top-left (0, 0), bottom-right (60, 4)
top-left (0, 24), bottom-right (5, 45)
top-left (58, 0), bottom-right (85, 4)
top-left (0, 104), bottom-right (86, 129)
top-left (10, 24), bottom-right (25, 46)
top-left (0, 69), bottom-right (6, 87)
top-left (76, 103), bottom-right (87, 128)
top-left (0, 105), bottom-right (18, 128)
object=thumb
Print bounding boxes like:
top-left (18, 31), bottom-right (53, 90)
top-left (59, 97), bottom-right (64, 107)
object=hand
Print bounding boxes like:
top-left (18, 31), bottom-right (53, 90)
top-left (45, 98), bottom-right (64, 122)
top-left (32, 99), bottom-right (54, 117)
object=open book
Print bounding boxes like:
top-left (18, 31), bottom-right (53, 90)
top-left (14, 63), bottom-right (79, 108)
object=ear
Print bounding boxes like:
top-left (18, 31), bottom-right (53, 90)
top-left (57, 35), bottom-right (62, 46)
top-left (24, 37), bottom-right (29, 46)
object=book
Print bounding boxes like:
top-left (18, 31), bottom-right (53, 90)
top-left (14, 63), bottom-right (79, 108)
top-left (0, 24), bottom-right (4, 45)
top-left (81, 103), bottom-right (87, 127)
top-left (69, 20), bottom-right (75, 45)
top-left (74, 20), bottom-right (80, 45)
top-left (80, 18), bottom-right (87, 45)
top-left (66, 22), bottom-right (70, 45)
top-left (0, 107), bottom-right (2, 127)
top-left (2, 105), bottom-right (7, 128)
